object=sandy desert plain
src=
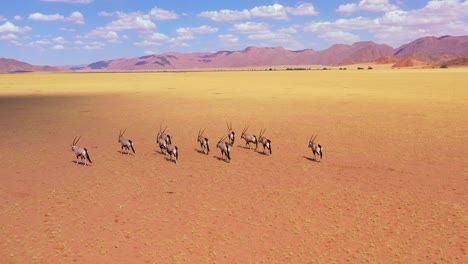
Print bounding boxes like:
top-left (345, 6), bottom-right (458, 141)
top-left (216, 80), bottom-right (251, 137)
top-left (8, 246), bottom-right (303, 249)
top-left (0, 67), bottom-right (466, 263)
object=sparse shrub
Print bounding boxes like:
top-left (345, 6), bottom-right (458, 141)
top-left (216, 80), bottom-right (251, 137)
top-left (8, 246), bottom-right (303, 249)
top-left (440, 64), bottom-right (448, 69)
top-left (357, 67), bottom-right (364, 70)
top-left (323, 67), bottom-right (328, 70)
top-left (368, 66), bottom-right (373, 70)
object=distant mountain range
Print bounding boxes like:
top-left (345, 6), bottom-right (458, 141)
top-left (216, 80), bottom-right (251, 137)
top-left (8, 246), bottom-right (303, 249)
top-left (0, 58), bottom-right (67, 73)
top-left (1, 35), bottom-right (467, 73)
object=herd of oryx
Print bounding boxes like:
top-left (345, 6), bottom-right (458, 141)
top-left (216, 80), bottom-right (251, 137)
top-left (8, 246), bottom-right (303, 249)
top-left (70, 122), bottom-right (323, 166)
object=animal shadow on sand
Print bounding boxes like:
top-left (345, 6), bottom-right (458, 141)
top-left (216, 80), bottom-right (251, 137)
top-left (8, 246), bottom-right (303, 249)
top-left (164, 157), bottom-right (177, 164)
top-left (194, 148), bottom-right (208, 155)
top-left (303, 156), bottom-right (320, 163)
top-left (117, 150), bottom-right (133, 155)
top-left (155, 150), bottom-right (166, 156)
top-left (213, 155), bottom-right (230, 163)
top-left (71, 160), bottom-right (90, 166)
top-left (237, 145), bottom-right (254, 150)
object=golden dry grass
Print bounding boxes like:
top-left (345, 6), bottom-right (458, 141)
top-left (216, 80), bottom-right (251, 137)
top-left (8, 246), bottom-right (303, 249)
top-left (0, 69), bottom-right (467, 263)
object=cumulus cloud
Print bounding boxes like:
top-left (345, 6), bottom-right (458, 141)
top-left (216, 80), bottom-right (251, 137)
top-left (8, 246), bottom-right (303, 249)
top-left (149, 7), bottom-right (178, 20)
top-left (0, 33), bottom-right (17, 40)
top-left (337, 0), bottom-right (398, 14)
top-left (53, 36), bottom-right (67, 43)
top-left (29, 12), bottom-right (65, 22)
top-left (13, 15), bottom-right (22, 21)
top-left (218, 34), bottom-right (239, 45)
top-left (0, 21), bottom-right (32, 34)
top-left (176, 25), bottom-right (218, 40)
top-left (230, 22), bottom-right (269, 34)
top-left (250, 4), bottom-right (288, 20)
top-left (306, 0), bottom-right (468, 47)
top-left (286, 3), bottom-right (319, 16)
top-left (105, 13), bottom-right (156, 31)
top-left (51, 44), bottom-right (64, 50)
top-left (198, 9), bottom-right (251, 22)
top-left (28, 11), bottom-right (85, 24)
top-left (80, 27), bottom-right (119, 40)
top-left (83, 41), bottom-right (105, 50)
top-left (199, 2), bottom-right (318, 22)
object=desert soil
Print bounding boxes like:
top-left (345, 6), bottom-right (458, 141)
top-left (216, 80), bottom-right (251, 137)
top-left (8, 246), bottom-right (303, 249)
top-left (0, 69), bottom-right (466, 263)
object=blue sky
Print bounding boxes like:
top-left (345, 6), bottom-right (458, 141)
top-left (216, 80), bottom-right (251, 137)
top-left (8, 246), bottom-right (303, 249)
top-left (0, 0), bottom-right (467, 66)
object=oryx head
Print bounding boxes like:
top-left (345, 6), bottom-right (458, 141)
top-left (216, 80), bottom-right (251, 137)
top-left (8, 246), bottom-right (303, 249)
top-left (241, 126), bottom-right (249, 139)
top-left (198, 128), bottom-right (206, 141)
top-left (71, 136), bottom-right (81, 151)
top-left (226, 121), bottom-right (235, 135)
top-left (118, 129), bottom-right (126, 142)
top-left (259, 128), bottom-right (266, 141)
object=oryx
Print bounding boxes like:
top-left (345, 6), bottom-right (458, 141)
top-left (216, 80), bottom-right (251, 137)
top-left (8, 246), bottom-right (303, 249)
top-left (197, 128), bottom-right (210, 155)
top-left (157, 125), bottom-right (172, 145)
top-left (156, 125), bottom-right (171, 154)
top-left (241, 126), bottom-right (258, 149)
top-left (71, 136), bottom-right (92, 166)
top-left (308, 135), bottom-right (323, 161)
top-left (216, 135), bottom-right (231, 162)
top-left (258, 128), bottom-right (272, 156)
top-left (226, 121), bottom-right (235, 146)
top-left (166, 143), bottom-right (179, 163)
top-left (118, 129), bottom-right (135, 155)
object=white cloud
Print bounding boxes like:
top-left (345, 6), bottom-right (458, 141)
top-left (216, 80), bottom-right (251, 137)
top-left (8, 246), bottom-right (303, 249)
top-left (29, 12), bottom-right (65, 22)
top-left (176, 25), bottom-right (218, 40)
top-left (9, 40), bottom-right (23, 46)
top-left (199, 2), bottom-right (318, 22)
top-left (198, 9), bottom-right (251, 22)
top-left (133, 40), bottom-right (162, 47)
top-left (0, 16), bottom-right (6, 22)
top-left (53, 36), bottom-right (66, 43)
top-left (0, 21), bottom-right (32, 34)
top-left (218, 34), bottom-right (239, 45)
top-left (305, 0), bottom-right (468, 47)
top-left (106, 13), bottom-right (156, 31)
top-left (149, 7), bottom-right (178, 20)
top-left (286, 3), bottom-right (319, 16)
top-left (83, 41), bottom-right (105, 50)
top-left (148, 32), bottom-right (170, 41)
top-left (81, 27), bottom-right (119, 39)
top-left (250, 4), bottom-right (288, 20)
top-left (41, 0), bottom-right (93, 3)
top-left (52, 44), bottom-right (65, 50)
top-left (144, 50), bottom-right (158, 55)
top-left (337, 0), bottom-right (398, 14)
top-left (68, 11), bottom-right (85, 24)
top-left (13, 15), bottom-right (22, 21)
top-left (98, 11), bottom-right (113, 17)
top-left (230, 22), bottom-right (269, 34)
top-left (320, 31), bottom-right (361, 44)
top-left (0, 33), bottom-right (17, 40)
top-left (28, 11), bottom-right (85, 24)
